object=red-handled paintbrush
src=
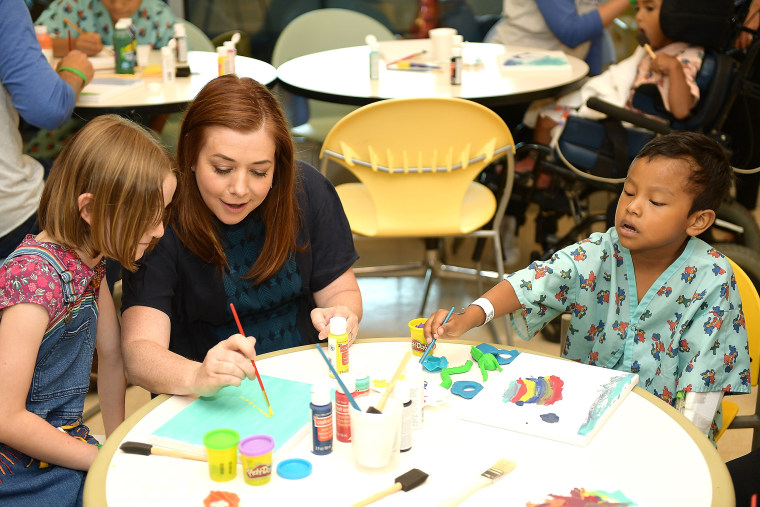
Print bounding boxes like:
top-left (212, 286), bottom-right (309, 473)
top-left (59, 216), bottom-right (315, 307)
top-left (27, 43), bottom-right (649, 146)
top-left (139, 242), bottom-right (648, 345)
top-left (230, 303), bottom-right (273, 416)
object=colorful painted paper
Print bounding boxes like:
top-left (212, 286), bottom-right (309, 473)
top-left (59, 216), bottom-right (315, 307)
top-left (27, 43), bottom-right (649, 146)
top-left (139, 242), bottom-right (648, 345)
top-left (459, 353), bottom-right (638, 446)
top-left (150, 375), bottom-right (313, 456)
top-left (498, 50), bottom-right (571, 73)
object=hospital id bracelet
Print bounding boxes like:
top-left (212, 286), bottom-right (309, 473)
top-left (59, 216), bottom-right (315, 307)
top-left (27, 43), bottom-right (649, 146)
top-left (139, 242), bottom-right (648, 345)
top-left (57, 66), bottom-right (88, 86)
top-left (469, 297), bottom-right (494, 326)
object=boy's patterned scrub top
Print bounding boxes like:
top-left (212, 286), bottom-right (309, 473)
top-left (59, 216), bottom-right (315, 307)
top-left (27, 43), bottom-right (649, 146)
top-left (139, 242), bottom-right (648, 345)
top-left (508, 228), bottom-right (751, 411)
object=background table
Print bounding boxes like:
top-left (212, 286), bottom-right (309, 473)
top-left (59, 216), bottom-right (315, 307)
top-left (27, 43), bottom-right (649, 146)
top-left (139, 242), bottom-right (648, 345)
top-left (84, 339), bottom-right (733, 506)
top-left (74, 51), bottom-right (277, 117)
top-left (276, 40), bottom-right (589, 107)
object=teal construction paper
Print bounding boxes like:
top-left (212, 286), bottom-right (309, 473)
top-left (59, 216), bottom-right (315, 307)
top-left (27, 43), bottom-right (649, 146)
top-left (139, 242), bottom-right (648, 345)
top-left (151, 375), bottom-right (312, 455)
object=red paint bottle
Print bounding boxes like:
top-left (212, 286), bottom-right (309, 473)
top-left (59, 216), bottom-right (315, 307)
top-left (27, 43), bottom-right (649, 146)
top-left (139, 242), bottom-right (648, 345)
top-left (335, 373), bottom-right (355, 443)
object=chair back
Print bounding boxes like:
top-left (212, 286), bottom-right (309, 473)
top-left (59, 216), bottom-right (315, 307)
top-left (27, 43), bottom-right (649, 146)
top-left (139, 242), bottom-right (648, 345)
top-left (181, 20), bottom-right (215, 52)
top-left (319, 98), bottom-right (515, 237)
top-left (728, 258), bottom-right (760, 386)
top-left (272, 8), bottom-right (395, 136)
top-left (271, 8), bottom-right (394, 67)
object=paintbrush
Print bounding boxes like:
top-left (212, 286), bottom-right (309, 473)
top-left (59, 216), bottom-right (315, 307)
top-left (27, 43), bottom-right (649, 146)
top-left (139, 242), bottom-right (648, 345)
top-left (636, 33), bottom-right (657, 59)
top-left (120, 441), bottom-right (207, 462)
top-left (64, 18), bottom-right (84, 35)
top-left (314, 344), bottom-right (361, 410)
top-left (419, 306), bottom-right (455, 364)
top-left (229, 303), bottom-right (273, 416)
top-left (352, 468), bottom-right (429, 506)
top-left (367, 351), bottom-right (411, 414)
top-left (442, 458), bottom-right (516, 506)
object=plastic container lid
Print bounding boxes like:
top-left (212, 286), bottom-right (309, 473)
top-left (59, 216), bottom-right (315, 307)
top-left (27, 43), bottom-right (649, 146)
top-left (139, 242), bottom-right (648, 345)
top-left (277, 459), bottom-right (312, 480)
top-left (203, 428), bottom-right (240, 450)
top-left (311, 382), bottom-right (331, 406)
top-left (238, 434), bottom-right (274, 457)
top-left (173, 22), bottom-right (186, 37)
top-left (329, 316), bottom-right (347, 335)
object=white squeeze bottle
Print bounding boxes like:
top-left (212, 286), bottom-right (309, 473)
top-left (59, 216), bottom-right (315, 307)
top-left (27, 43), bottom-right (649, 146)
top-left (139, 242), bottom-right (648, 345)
top-left (405, 361), bottom-right (425, 429)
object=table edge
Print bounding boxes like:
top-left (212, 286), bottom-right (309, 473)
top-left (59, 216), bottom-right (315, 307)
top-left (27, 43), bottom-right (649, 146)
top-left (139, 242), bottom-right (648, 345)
top-left (83, 337), bottom-right (733, 506)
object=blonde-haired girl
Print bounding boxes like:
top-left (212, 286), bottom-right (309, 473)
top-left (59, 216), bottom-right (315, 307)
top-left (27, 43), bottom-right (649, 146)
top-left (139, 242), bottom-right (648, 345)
top-left (0, 114), bottom-right (177, 505)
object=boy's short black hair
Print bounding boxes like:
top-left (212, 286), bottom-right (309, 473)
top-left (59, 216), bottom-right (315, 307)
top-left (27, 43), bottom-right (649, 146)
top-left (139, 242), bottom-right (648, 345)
top-left (633, 131), bottom-right (733, 214)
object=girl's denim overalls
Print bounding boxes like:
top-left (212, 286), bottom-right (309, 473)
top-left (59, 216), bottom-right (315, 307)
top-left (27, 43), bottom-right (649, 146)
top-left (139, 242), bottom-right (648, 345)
top-left (0, 246), bottom-right (100, 506)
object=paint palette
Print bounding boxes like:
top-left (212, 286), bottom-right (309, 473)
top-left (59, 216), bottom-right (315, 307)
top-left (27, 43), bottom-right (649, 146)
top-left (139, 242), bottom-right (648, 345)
top-left (459, 352), bottom-right (638, 446)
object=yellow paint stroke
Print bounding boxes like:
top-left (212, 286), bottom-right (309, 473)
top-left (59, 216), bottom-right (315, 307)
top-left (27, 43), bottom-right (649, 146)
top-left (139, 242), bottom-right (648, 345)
top-left (240, 395), bottom-right (273, 418)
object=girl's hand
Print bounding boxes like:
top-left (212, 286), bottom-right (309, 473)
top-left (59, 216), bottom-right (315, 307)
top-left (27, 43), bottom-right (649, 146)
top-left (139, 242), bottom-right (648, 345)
top-left (649, 53), bottom-right (680, 76)
top-left (191, 334), bottom-right (257, 397)
top-left (310, 306), bottom-right (359, 344)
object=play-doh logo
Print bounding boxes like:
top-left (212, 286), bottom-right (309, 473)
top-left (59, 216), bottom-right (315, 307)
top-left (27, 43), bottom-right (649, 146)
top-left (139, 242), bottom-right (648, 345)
top-left (246, 464), bottom-right (271, 478)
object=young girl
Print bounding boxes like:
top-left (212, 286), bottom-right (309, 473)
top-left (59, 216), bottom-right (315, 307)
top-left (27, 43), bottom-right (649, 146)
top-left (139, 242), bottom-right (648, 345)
top-left (0, 115), bottom-right (177, 505)
top-left (520, 0), bottom-right (703, 160)
top-left (425, 132), bottom-right (751, 443)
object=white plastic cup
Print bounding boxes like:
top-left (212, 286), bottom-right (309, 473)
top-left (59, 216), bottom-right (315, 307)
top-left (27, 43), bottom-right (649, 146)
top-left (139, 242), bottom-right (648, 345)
top-left (349, 395), bottom-right (402, 473)
top-left (429, 27), bottom-right (457, 63)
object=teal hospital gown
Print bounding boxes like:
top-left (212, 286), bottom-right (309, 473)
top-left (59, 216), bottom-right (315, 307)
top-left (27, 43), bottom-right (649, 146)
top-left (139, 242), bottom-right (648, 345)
top-left (36, 0), bottom-right (177, 48)
top-left (508, 228), bottom-right (751, 439)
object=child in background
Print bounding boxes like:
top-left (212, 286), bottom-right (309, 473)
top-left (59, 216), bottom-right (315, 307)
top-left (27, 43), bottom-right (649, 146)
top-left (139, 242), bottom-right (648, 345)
top-left (35, 0), bottom-right (177, 57)
top-left (518, 0), bottom-right (703, 167)
top-left (28, 0), bottom-right (178, 160)
top-left (425, 132), bottom-right (751, 443)
top-left (0, 115), bottom-right (177, 505)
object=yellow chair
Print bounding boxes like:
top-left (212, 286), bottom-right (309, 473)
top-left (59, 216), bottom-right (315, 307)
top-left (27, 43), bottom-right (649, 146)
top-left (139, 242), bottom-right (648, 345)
top-left (319, 97), bottom-right (516, 344)
top-left (714, 258), bottom-right (760, 448)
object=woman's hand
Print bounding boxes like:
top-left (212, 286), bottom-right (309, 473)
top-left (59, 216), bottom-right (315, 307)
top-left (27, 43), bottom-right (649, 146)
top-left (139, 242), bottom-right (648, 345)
top-left (310, 305), bottom-right (360, 345)
top-left (191, 334), bottom-right (258, 397)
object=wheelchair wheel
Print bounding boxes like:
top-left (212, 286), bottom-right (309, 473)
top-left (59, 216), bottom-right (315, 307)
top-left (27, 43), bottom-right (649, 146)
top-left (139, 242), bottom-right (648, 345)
top-left (701, 199), bottom-right (760, 251)
top-left (713, 242), bottom-right (760, 289)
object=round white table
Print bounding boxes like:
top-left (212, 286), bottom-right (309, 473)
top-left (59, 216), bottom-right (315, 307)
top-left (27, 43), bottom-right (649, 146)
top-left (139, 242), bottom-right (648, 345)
top-left (74, 51), bottom-right (277, 117)
top-left (276, 40), bottom-right (589, 107)
top-left (84, 338), bottom-right (733, 506)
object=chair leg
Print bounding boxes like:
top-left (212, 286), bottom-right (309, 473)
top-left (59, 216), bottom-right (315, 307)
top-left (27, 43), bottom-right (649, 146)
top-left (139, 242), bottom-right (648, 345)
top-left (491, 233), bottom-right (513, 347)
top-left (418, 239), bottom-right (443, 317)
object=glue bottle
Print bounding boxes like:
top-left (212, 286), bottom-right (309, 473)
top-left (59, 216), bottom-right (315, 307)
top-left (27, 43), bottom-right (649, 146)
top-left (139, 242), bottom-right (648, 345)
top-left (310, 381), bottom-right (333, 455)
top-left (365, 34), bottom-right (380, 80)
top-left (327, 316), bottom-right (350, 377)
top-left (393, 380), bottom-right (413, 452)
top-left (335, 373), bottom-right (355, 443)
top-left (34, 25), bottom-right (53, 65)
top-left (161, 43), bottom-right (176, 83)
top-left (450, 34), bottom-right (463, 85)
top-left (224, 32), bottom-right (240, 75)
top-left (405, 361), bottom-right (425, 429)
top-left (216, 46), bottom-right (229, 76)
top-left (173, 22), bottom-right (190, 77)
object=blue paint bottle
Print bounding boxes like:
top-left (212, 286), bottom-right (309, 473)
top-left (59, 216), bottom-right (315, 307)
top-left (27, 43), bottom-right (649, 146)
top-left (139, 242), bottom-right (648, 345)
top-left (310, 382), bottom-right (333, 455)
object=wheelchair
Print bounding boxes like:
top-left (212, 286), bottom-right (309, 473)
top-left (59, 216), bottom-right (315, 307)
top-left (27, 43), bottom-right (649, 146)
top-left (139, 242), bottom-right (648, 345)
top-left (510, 0), bottom-right (760, 293)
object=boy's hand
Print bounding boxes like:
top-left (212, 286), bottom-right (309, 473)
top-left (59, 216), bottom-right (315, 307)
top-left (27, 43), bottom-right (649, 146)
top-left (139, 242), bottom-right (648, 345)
top-left (74, 32), bottom-right (104, 56)
top-left (424, 308), bottom-right (468, 342)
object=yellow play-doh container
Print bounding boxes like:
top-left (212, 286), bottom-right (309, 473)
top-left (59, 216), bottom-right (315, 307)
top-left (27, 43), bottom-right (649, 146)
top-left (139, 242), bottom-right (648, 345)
top-left (409, 318), bottom-right (434, 356)
top-left (203, 428), bottom-right (239, 482)
top-left (239, 435), bottom-right (275, 486)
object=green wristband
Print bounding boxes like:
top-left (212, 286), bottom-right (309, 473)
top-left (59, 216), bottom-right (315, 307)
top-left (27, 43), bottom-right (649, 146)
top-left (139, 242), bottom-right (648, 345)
top-left (57, 66), bottom-right (88, 86)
